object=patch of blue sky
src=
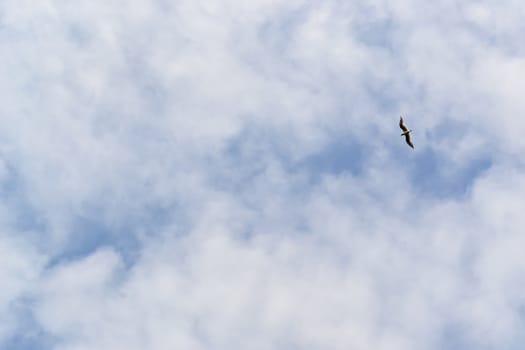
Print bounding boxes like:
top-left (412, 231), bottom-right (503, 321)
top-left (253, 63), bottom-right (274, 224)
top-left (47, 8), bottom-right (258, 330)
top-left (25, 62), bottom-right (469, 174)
top-left (0, 159), bottom-right (47, 234)
top-left (2, 299), bottom-right (57, 350)
top-left (296, 136), bottom-right (365, 179)
top-left (45, 198), bottom-right (180, 270)
top-left (217, 122), bottom-right (291, 182)
top-left (0, 151), bottom-right (177, 269)
top-left (2, 327), bottom-right (55, 350)
top-left (218, 116), bottom-right (379, 200)
top-left (407, 118), bottom-right (493, 199)
top-left (44, 214), bottom-right (135, 269)
top-left (408, 147), bottom-right (492, 199)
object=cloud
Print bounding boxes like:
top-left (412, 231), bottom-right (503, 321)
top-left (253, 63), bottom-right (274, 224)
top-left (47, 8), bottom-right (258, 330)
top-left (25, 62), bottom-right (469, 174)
top-left (0, 0), bottom-right (524, 349)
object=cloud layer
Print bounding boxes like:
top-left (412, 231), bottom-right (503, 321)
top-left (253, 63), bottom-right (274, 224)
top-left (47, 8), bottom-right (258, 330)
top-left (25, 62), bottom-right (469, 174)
top-left (1, 1), bottom-right (525, 349)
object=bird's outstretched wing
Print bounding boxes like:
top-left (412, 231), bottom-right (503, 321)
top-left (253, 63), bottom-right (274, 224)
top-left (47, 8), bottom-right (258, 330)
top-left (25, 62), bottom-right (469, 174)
top-left (405, 134), bottom-right (414, 149)
top-left (399, 116), bottom-right (408, 132)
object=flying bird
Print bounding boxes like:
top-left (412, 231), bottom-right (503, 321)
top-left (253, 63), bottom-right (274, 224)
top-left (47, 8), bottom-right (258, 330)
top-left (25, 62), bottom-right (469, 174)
top-left (399, 116), bottom-right (414, 149)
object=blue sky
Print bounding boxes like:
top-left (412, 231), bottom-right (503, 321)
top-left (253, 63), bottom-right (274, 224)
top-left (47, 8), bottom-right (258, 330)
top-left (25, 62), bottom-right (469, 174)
top-left (1, 0), bottom-right (525, 349)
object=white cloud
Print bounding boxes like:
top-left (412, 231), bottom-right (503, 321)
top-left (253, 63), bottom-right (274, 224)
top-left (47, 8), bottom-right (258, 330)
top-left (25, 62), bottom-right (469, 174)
top-left (0, 0), bottom-right (524, 349)
top-left (0, 234), bottom-right (44, 343)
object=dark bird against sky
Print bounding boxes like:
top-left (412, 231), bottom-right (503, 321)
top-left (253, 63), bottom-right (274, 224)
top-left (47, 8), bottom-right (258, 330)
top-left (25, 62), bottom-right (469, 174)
top-left (399, 116), bottom-right (414, 149)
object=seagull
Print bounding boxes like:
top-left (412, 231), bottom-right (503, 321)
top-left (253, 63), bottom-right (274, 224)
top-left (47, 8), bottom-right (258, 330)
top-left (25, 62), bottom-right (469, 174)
top-left (399, 116), bottom-right (414, 149)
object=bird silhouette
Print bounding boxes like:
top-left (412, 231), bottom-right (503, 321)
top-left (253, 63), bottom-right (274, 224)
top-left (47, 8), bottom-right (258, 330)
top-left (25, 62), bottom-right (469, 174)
top-left (399, 116), bottom-right (414, 149)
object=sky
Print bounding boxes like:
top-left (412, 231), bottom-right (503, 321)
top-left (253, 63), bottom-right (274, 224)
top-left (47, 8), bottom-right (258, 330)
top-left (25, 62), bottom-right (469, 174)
top-left (1, 0), bottom-right (525, 349)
